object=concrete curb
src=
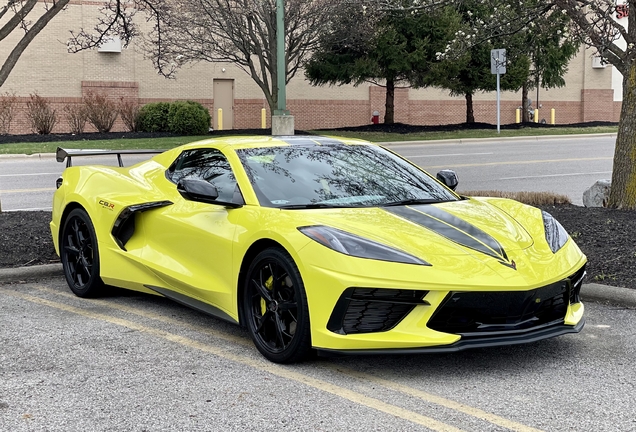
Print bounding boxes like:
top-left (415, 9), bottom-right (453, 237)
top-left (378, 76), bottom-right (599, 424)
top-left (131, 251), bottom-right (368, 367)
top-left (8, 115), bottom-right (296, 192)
top-left (0, 152), bottom-right (57, 160)
top-left (580, 283), bottom-right (636, 308)
top-left (0, 264), bottom-right (634, 308)
top-left (0, 263), bottom-right (62, 283)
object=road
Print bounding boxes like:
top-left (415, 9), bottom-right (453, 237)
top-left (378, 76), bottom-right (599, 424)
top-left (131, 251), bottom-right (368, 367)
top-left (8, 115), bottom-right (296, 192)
top-left (388, 135), bottom-right (614, 205)
top-left (0, 135), bottom-right (616, 211)
top-left (0, 154), bottom-right (153, 211)
top-left (1, 277), bottom-right (634, 431)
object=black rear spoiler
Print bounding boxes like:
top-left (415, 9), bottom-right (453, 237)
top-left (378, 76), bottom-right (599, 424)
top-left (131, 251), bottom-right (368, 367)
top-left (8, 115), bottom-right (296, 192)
top-left (56, 147), bottom-right (164, 168)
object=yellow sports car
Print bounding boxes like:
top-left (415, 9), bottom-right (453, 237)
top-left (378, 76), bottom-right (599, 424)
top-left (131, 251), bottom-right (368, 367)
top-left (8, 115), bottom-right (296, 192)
top-left (51, 136), bottom-right (586, 363)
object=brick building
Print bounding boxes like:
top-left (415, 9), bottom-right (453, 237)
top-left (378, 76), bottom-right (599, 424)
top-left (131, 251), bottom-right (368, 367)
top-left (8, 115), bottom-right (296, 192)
top-left (0, 2), bottom-right (623, 134)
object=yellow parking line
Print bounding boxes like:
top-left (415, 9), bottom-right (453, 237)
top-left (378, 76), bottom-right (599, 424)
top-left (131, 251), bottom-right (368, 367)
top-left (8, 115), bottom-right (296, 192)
top-left (327, 366), bottom-right (544, 432)
top-left (425, 156), bottom-right (612, 170)
top-left (3, 288), bottom-right (464, 432)
top-left (0, 188), bottom-right (56, 194)
top-left (29, 285), bottom-right (545, 431)
top-left (33, 286), bottom-right (252, 347)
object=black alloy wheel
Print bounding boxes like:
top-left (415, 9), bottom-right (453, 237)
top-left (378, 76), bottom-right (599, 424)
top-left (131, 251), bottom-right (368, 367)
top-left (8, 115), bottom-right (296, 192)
top-left (60, 208), bottom-right (105, 297)
top-left (243, 247), bottom-right (312, 363)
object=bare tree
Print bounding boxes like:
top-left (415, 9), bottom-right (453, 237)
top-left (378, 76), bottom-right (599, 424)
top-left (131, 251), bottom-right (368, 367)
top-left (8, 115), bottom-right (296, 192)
top-left (151, 0), bottom-right (342, 112)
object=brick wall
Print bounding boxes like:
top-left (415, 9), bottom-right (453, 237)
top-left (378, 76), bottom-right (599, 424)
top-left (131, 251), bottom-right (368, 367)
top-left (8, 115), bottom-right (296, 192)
top-left (2, 86), bottom-right (622, 135)
top-left (234, 99), bottom-right (268, 129)
top-left (613, 101), bottom-right (623, 122)
top-left (289, 99), bottom-right (371, 130)
top-left (581, 89), bottom-right (615, 122)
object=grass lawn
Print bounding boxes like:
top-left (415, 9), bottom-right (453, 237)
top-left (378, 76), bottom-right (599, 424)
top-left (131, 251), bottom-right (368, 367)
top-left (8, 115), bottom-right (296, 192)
top-left (0, 136), bottom-right (210, 155)
top-left (0, 125), bottom-right (617, 155)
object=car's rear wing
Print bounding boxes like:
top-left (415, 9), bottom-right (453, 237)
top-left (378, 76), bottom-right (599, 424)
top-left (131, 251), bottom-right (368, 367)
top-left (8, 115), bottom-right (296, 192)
top-left (56, 147), bottom-right (164, 168)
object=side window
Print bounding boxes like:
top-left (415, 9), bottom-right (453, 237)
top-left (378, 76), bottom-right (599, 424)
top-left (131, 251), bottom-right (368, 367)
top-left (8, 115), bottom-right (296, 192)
top-left (167, 148), bottom-right (243, 204)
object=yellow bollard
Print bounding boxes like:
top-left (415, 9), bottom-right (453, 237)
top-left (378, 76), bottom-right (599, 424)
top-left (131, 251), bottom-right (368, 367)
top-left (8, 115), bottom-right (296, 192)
top-left (534, 109), bottom-right (539, 123)
top-left (217, 108), bottom-right (223, 131)
top-left (551, 108), bottom-right (555, 125)
top-left (261, 108), bottom-right (267, 129)
top-left (515, 108), bottom-right (521, 123)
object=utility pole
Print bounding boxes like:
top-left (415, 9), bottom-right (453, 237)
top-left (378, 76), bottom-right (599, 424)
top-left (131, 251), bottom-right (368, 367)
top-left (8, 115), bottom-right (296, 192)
top-left (490, 49), bottom-right (506, 134)
top-left (271, 0), bottom-right (295, 135)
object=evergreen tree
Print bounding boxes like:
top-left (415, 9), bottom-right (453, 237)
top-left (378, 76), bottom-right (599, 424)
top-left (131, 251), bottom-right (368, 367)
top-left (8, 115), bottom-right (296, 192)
top-left (305, 5), bottom-right (459, 124)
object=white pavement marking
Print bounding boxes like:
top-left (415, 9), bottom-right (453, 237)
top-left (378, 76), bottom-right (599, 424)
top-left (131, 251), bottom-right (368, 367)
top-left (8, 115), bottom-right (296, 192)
top-left (408, 152), bottom-right (494, 158)
top-left (500, 171), bottom-right (612, 180)
top-left (0, 188), bottom-right (56, 193)
top-left (0, 172), bottom-right (59, 177)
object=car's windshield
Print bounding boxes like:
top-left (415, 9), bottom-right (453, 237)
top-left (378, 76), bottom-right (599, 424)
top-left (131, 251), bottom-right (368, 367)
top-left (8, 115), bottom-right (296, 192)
top-left (236, 143), bottom-right (458, 208)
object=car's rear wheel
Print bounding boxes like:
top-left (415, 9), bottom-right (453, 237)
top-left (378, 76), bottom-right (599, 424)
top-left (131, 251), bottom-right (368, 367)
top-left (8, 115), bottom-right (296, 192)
top-left (60, 208), bottom-right (105, 297)
top-left (243, 247), bottom-right (312, 363)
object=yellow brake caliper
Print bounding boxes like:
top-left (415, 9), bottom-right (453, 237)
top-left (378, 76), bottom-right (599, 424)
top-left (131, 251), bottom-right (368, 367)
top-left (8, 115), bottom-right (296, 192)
top-left (260, 275), bottom-right (274, 315)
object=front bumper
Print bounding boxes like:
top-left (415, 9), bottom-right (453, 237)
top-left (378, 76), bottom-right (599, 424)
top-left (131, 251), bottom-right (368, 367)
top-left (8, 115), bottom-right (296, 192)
top-left (316, 318), bottom-right (585, 356)
top-left (299, 240), bottom-right (587, 351)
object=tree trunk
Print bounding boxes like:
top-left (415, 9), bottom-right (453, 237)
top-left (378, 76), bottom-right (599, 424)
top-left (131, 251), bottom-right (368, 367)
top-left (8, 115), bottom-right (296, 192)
top-left (609, 66), bottom-right (636, 209)
top-left (384, 78), bottom-right (395, 124)
top-left (521, 82), bottom-right (530, 123)
top-left (465, 92), bottom-right (475, 123)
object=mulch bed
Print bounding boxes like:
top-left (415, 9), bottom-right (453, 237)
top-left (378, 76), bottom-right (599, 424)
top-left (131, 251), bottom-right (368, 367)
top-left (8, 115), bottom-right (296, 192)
top-left (0, 121), bottom-right (618, 145)
top-left (1, 206), bottom-right (634, 289)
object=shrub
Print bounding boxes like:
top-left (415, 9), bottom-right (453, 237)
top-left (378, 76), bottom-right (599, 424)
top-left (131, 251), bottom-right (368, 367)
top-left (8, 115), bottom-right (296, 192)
top-left (26, 93), bottom-right (57, 134)
top-left (138, 102), bottom-right (171, 132)
top-left (119, 98), bottom-right (142, 132)
top-left (63, 103), bottom-right (88, 134)
top-left (0, 92), bottom-right (17, 135)
top-left (167, 100), bottom-right (211, 135)
top-left (84, 91), bottom-right (118, 133)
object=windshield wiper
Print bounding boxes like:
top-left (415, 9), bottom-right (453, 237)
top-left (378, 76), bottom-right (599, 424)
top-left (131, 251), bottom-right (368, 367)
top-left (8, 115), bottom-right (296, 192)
top-left (382, 198), bottom-right (447, 207)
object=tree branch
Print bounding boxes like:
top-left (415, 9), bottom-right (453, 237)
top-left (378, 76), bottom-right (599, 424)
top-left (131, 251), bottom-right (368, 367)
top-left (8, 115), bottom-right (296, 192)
top-left (0, 0), bottom-right (70, 87)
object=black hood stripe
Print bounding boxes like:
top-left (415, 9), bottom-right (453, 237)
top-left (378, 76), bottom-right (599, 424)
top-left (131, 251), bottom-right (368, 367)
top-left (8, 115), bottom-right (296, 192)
top-left (385, 205), bottom-right (509, 262)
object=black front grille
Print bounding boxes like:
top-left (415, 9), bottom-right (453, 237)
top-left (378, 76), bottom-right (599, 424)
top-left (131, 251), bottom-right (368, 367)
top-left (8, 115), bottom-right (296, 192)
top-left (428, 281), bottom-right (570, 336)
top-left (327, 288), bottom-right (429, 335)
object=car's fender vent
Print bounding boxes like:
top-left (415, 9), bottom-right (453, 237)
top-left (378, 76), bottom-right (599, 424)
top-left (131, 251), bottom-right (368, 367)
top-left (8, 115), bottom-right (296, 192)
top-left (327, 288), bottom-right (429, 335)
top-left (427, 267), bottom-right (587, 337)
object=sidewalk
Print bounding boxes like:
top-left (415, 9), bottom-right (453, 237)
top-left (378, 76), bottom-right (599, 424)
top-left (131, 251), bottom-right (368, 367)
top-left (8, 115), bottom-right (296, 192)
top-left (1, 264), bottom-right (634, 308)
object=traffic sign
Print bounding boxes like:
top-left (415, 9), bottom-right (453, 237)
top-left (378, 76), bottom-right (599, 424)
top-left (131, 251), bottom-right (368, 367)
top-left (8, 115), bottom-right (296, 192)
top-left (491, 49), bottom-right (506, 74)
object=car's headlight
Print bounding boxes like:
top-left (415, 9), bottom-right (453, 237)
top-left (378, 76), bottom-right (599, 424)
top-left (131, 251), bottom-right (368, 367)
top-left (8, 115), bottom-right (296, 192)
top-left (298, 225), bottom-right (430, 266)
top-left (542, 211), bottom-right (569, 253)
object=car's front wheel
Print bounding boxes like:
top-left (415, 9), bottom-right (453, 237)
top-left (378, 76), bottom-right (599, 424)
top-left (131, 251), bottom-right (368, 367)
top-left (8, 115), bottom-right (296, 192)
top-left (243, 247), bottom-right (312, 363)
top-left (60, 208), bottom-right (105, 297)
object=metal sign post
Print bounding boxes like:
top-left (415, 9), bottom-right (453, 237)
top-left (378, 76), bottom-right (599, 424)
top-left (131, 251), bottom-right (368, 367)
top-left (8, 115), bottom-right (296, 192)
top-left (491, 49), bottom-right (506, 134)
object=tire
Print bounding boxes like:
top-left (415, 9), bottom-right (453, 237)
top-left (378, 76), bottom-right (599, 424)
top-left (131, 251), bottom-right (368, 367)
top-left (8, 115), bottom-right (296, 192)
top-left (60, 208), bottom-right (105, 297)
top-left (242, 247), bottom-right (312, 363)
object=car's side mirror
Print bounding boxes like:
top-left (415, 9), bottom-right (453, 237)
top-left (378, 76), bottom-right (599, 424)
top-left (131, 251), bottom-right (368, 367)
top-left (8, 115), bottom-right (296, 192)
top-left (177, 178), bottom-right (219, 204)
top-left (177, 178), bottom-right (242, 208)
top-left (436, 170), bottom-right (458, 191)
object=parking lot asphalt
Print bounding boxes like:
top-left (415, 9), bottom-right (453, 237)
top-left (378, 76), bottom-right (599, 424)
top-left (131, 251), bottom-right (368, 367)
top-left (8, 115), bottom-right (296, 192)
top-left (1, 263), bottom-right (635, 310)
top-left (2, 270), bottom-right (636, 432)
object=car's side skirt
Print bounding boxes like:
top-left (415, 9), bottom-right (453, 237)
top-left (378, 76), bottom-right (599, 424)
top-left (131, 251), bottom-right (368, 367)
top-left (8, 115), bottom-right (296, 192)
top-left (144, 285), bottom-right (238, 324)
top-left (315, 318), bottom-right (585, 357)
